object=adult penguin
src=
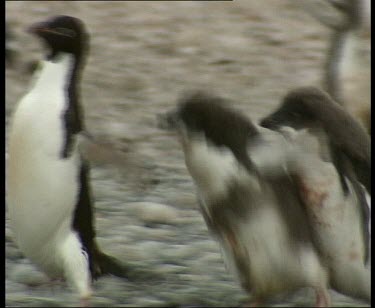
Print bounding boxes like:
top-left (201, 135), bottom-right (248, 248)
top-left (7, 15), bottom-right (129, 306)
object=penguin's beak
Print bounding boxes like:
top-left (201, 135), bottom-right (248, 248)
top-left (27, 22), bottom-right (46, 34)
top-left (27, 21), bottom-right (55, 36)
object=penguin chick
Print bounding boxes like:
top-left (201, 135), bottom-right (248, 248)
top-left (260, 86), bottom-right (371, 303)
top-left (159, 92), bottom-right (330, 307)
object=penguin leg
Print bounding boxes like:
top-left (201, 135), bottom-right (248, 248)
top-left (314, 287), bottom-right (331, 307)
top-left (225, 229), bottom-right (251, 286)
top-left (80, 295), bottom-right (91, 307)
top-left (59, 232), bottom-right (92, 305)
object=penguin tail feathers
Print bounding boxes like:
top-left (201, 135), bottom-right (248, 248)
top-left (94, 251), bottom-right (130, 280)
top-left (92, 246), bottom-right (163, 282)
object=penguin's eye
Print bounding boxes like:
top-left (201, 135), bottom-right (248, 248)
top-left (54, 27), bottom-right (76, 37)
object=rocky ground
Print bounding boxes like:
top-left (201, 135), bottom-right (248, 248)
top-left (5, 1), bottom-right (370, 307)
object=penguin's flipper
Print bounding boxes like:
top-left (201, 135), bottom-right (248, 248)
top-left (335, 149), bottom-right (371, 265)
top-left (341, 151), bottom-right (371, 265)
top-left (325, 113), bottom-right (371, 194)
top-left (352, 180), bottom-right (371, 265)
top-left (330, 144), bottom-right (350, 194)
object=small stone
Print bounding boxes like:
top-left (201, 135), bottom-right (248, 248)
top-left (163, 244), bottom-right (201, 260)
top-left (156, 264), bottom-right (186, 275)
top-left (10, 263), bottom-right (49, 286)
top-left (6, 246), bottom-right (24, 260)
top-left (128, 202), bottom-right (180, 225)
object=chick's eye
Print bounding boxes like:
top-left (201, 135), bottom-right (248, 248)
top-left (55, 27), bottom-right (76, 37)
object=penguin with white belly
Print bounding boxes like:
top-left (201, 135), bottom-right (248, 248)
top-left (158, 92), bottom-right (331, 307)
top-left (7, 15), bottom-right (129, 306)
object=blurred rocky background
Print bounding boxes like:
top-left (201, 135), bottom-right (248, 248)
top-left (5, 1), bottom-right (370, 307)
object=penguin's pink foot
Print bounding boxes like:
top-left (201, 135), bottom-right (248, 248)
top-left (315, 287), bottom-right (331, 307)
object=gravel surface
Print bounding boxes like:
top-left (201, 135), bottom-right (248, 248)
top-left (6, 1), bottom-right (370, 307)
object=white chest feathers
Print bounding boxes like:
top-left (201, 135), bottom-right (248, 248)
top-left (7, 53), bottom-right (81, 256)
top-left (10, 54), bottom-right (75, 159)
top-left (182, 135), bottom-right (254, 202)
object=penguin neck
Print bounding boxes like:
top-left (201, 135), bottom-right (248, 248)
top-left (35, 51), bottom-right (86, 158)
top-left (50, 51), bottom-right (83, 100)
top-left (33, 52), bottom-right (82, 100)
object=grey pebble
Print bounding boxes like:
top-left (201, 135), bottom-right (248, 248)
top-left (155, 264), bottom-right (187, 275)
top-left (6, 245), bottom-right (24, 260)
top-left (128, 202), bottom-right (180, 225)
top-left (9, 264), bottom-right (49, 287)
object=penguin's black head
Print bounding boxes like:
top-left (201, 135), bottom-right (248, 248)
top-left (260, 87), bottom-right (330, 131)
top-left (159, 91), bottom-right (258, 153)
top-left (176, 92), bottom-right (229, 134)
top-left (28, 15), bottom-right (88, 59)
top-left (158, 92), bottom-right (226, 136)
